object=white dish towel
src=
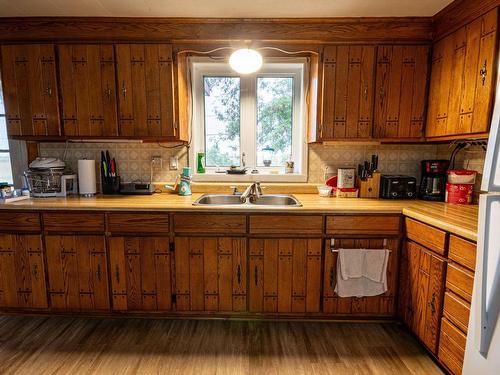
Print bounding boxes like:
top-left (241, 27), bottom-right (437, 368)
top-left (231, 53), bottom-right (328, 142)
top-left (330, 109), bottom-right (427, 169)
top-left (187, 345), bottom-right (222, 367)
top-left (335, 248), bottom-right (389, 298)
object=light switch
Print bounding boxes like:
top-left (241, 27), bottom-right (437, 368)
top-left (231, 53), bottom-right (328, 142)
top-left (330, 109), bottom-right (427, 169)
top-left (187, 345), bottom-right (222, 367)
top-left (169, 156), bottom-right (178, 170)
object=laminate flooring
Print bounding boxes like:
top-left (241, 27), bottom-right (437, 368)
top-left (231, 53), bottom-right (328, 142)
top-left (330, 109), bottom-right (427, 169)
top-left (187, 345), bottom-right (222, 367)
top-left (0, 316), bottom-right (443, 375)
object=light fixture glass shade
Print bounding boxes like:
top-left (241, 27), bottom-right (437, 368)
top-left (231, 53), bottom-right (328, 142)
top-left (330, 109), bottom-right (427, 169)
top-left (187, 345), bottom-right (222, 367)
top-left (229, 48), bottom-right (263, 74)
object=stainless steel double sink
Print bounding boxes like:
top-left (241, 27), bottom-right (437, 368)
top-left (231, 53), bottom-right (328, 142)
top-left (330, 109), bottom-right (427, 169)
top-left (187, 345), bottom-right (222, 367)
top-left (193, 194), bottom-right (302, 207)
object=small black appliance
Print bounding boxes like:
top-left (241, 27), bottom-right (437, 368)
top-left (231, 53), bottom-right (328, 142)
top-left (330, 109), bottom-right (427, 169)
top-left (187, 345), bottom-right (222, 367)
top-left (380, 175), bottom-right (417, 199)
top-left (419, 160), bottom-right (450, 201)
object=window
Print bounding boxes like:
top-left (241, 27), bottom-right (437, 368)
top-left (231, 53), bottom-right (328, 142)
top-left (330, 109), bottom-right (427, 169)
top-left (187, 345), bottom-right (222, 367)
top-left (0, 80), bottom-right (13, 184)
top-left (191, 58), bottom-right (308, 182)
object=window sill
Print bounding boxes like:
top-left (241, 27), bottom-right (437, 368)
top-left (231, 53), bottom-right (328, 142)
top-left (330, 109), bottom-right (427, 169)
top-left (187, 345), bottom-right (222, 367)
top-left (192, 172), bottom-right (308, 183)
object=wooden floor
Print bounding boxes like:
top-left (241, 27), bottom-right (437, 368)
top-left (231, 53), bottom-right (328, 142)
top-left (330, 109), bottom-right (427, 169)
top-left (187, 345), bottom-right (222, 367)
top-left (0, 316), bottom-right (443, 375)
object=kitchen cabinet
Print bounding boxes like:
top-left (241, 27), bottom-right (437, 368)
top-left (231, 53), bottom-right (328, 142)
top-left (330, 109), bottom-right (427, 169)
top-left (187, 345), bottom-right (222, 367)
top-left (248, 238), bottom-right (321, 314)
top-left (0, 234), bottom-right (47, 309)
top-left (108, 236), bottom-right (173, 311)
top-left (374, 45), bottom-right (429, 139)
top-left (323, 238), bottom-right (399, 315)
top-left (58, 44), bottom-right (118, 137)
top-left (115, 44), bottom-right (176, 138)
top-left (0, 44), bottom-right (60, 137)
top-left (399, 240), bottom-right (446, 354)
top-left (174, 237), bottom-right (247, 312)
top-left (45, 235), bottom-right (109, 311)
top-left (320, 45), bottom-right (376, 140)
top-left (426, 9), bottom-right (498, 138)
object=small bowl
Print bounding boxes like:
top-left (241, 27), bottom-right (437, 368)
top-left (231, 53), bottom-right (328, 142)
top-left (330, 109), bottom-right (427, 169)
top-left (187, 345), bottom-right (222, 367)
top-left (317, 185), bottom-right (332, 197)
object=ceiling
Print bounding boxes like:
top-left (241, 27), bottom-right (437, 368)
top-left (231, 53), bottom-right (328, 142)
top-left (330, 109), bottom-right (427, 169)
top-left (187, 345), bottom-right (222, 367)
top-left (0, 0), bottom-right (453, 18)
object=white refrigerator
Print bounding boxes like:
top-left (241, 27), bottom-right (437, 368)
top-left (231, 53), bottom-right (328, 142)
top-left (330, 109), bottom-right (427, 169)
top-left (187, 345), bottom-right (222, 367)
top-left (462, 72), bottom-right (500, 374)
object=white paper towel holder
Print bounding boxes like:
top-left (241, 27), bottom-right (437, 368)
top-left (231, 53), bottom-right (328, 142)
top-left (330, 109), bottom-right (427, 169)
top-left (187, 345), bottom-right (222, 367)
top-left (78, 159), bottom-right (97, 197)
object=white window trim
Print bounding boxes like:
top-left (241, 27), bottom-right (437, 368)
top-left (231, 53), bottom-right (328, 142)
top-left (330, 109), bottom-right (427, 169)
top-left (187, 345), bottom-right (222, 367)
top-left (190, 57), bottom-right (308, 182)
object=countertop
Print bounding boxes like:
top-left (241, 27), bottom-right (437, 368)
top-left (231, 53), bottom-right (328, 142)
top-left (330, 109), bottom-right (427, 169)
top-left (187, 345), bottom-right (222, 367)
top-left (0, 193), bottom-right (479, 241)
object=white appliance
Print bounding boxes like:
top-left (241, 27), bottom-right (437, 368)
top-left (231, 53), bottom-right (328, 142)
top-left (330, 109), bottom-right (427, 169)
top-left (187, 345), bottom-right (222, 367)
top-left (24, 158), bottom-right (78, 198)
top-left (462, 69), bottom-right (500, 374)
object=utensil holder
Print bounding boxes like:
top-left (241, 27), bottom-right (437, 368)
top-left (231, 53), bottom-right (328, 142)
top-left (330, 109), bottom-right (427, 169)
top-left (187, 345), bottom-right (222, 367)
top-left (357, 171), bottom-right (381, 198)
top-left (101, 176), bottom-right (121, 195)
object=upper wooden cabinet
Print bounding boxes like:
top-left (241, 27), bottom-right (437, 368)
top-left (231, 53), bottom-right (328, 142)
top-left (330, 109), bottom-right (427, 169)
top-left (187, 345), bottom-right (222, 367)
top-left (0, 44), bottom-right (60, 137)
top-left (58, 44), bottom-right (118, 137)
top-left (115, 44), bottom-right (176, 138)
top-left (374, 45), bottom-right (429, 139)
top-left (426, 9), bottom-right (498, 138)
top-left (320, 45), bottom-right (376, 140)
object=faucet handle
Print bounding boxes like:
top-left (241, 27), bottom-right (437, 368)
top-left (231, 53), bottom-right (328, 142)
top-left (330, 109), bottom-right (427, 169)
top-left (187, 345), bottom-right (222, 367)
top-left (230, 186), bottom-right (240, 195)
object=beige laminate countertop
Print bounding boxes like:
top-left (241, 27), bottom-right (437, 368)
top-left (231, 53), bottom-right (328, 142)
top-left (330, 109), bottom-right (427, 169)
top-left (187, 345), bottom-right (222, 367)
top-left (0, 193), bottom-right (479, 241)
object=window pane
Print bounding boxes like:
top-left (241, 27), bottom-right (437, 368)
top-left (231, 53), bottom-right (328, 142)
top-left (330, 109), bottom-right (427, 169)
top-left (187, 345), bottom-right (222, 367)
top-left (203, 76), bottom-right (240, 167)
top-left (0, 152), bottom-right (13, 184)
top-left (257, 77), bottom-right (293, 167)
top-left (0, 116), bottom-right (9, 150)
top-left (0, 82), bottom-right (4, 115)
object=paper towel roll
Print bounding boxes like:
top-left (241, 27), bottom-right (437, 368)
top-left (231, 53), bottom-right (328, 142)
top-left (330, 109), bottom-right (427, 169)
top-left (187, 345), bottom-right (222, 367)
top-left (78, 159), bottom-right (96, 196)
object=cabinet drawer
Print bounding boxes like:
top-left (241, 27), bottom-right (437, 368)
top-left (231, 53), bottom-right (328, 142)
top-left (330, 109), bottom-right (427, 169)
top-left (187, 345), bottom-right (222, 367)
top-left (108, 213), bottom-right (169, 233)
top-left (443, 291), bottom-right (470, 333)
top-left (405, 218), bottom-right (447, 255)
top-left (174, 214), bottom-right (246, 234)
top-left (449, 235), bottom-right (476, 271)
top-left (250, 215), bottom-right (322, 235)
top-left (0, 212), bottom-right (41, 232)
top-left (446, 262), bottom-right (474, 303)
top-left (43, 212), bottom-right (105, 232)
top-left (326, 215), bottom-right (400, 235)
top-left (439, 317), bottom-right (466, 375)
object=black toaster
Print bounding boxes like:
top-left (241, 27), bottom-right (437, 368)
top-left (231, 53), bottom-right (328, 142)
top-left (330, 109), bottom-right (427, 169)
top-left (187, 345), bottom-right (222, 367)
top-left (380, 175), bottom-right (417, 199)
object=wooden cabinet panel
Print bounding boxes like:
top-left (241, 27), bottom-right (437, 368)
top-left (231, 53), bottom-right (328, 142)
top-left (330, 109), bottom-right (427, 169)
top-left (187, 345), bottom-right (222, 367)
top-left (174, 214), bottom-right (246, 234)
top-left (249, 238), bottom-right (321, 314)
top-left (374, 45), bottom-right (429, 139)
top-left (405, 218), bottom-right (447, 255)
top-left (115, 44), bottom-right (175, 138)
top-left (0, 212), bottom-right (40, 232)
top-left (323, 238), bottom-right (399, 316)
top-left (58, 44), bottom-right (118, 137)
top-left (174, 237), bottom-right (246, 312)
top-left (0, 44), bottom-right (60, 137)
top-left (443, 291), bottom-right (471, 333)
top-left (446, 262), bottom-right (474, 302)
top-left (108, 236), bottom-right (172, 311)
top-left (321, 45), bottom-right (375, 140)
top-left (43, 212), bottom-right (105, 233)
top-left (108, 213), bottom-right (169, 234)
top-left (448, 235), bottom-right (476, 271)
top-left (45, 235), bottom-right (109, 311)
top-left (249, 215), bottom-right (322, 235)
top-left (0, 234), bottom-right (47, 309)
top-left (326, 215), bottom-right (400, 236)
top-left (439, 317), bottom-right (467, 375)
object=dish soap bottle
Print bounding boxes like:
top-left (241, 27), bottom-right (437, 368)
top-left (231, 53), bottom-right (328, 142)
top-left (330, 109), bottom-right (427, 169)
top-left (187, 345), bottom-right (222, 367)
top-left (197, 152), bottom-right (205, 174)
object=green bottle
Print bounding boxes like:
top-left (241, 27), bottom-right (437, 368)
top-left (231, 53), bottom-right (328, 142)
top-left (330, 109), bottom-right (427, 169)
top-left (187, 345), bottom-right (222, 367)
top-left (197, 152), bottom-right (205, 174)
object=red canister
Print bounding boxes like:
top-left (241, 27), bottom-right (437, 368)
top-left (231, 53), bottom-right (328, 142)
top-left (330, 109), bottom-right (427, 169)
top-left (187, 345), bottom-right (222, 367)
top-left (445, 183), bottom-right (473, 204)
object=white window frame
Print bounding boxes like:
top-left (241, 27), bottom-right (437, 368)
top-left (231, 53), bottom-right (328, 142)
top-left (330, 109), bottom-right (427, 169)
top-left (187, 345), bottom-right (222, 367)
top-left (190, 57), bottom-right (308, 182)
top-left (0, 78), bottom-right (13, 185)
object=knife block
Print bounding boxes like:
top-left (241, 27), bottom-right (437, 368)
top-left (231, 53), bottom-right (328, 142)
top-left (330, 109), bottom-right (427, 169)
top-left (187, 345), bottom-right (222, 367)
top-left (357, 171), bottom-right (381, 198)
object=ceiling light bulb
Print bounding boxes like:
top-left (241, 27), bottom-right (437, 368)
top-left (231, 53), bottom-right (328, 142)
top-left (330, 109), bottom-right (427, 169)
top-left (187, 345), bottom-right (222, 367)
top-left (229, 48), bottom-right (263, 74)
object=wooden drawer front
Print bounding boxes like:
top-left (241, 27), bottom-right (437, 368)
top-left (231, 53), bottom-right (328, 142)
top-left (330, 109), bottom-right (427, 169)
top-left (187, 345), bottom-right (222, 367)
top-left (446, 262), bottom-right (474, 303)
top-left (449, 235), bottom-right (476, 271)
top-left (249, 215), bottom-right (322, 235)
top-left (326, 215), bottom-right (400, 235)
top-left (108, 213), bottom-right (169, 233)
top-left (174, 214), bottom-right (246, 234)
top-left (439, 317), bottom-right (466, 375)
top-left (43, 213), bottom-right (105, 232)
top-left (405, 218), bottom-right (447, 255)
top-left (0, 212), bottom-right (41, 232)
top-left (443, 291), bottom-right (470, 333)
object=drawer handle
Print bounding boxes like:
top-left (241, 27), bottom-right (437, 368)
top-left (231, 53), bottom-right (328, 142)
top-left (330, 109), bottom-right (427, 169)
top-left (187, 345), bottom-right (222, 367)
top-left (115, 265), bottom-right (120, 283)
top-left (96, 264), bottom-right (102, 281)
top-left (254, 265), bottom-right (258, 286)
top-left (237, 264), bottom-right (241, 285)
top-left (329, 266), bottom-right (334, 288)
top-left (480, 60), bottom-right (487, 86)
top-left (121, 81), bottom-right (127, 98)
top-left (429, 293), bottom-right (436, 314)
top-left (32, 264), bottom-right (39, 281)
top-left (363, 84), bottom-right (368, 101)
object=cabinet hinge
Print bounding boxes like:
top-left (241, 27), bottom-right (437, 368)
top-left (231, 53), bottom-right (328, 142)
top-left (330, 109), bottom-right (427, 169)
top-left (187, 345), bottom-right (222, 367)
top-left (169, 242), bottom-right (175, 253)
top-left (171, 294), bottom-right (177, 304)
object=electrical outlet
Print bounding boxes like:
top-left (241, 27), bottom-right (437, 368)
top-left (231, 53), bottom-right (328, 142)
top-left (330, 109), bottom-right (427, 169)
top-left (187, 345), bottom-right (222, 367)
top-left (169, 156), bottom-right (178, 170)
top-left (151, 155), bottom-right (162, 169)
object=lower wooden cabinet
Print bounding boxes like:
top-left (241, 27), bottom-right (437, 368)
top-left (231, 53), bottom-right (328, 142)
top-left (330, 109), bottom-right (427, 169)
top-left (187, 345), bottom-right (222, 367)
top-left (174, 237), bottom-right (247, 312)
top-left (399, 240), bottom-right (446, 354)
top-left (0, 234), bottom-right (47, 309)
top-left (45, 235), bottom-right (109, 311)
top-left (323, 237), bottom-right (399, 315)
top-left (248, 238), bottom-right (321, 314)
top-left (108, 236), bottom-right (173, 312)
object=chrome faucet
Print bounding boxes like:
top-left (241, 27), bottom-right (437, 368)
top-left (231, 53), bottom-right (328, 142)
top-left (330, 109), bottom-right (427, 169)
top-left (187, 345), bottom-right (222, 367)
top-left (240, 182), bottom-right (263, 203)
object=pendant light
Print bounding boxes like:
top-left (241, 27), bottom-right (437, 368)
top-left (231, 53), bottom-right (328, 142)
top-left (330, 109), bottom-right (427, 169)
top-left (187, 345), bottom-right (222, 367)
top-left (229, 48), bottom-right (263, 74)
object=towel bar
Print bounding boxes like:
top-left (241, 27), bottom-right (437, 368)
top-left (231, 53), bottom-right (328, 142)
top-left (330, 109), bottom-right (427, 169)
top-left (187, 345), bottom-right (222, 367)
top-left (330, 248), bottom-right (392, 253)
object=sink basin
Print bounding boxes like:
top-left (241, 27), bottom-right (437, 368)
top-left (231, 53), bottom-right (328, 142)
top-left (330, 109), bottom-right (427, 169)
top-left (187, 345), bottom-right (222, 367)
top-left (193, 194), bottom-right (244, 205)
top-left (250, 194), bottom-right (302, 207)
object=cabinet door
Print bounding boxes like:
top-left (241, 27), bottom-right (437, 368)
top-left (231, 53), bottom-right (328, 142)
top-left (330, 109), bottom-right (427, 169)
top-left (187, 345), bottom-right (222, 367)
top-left (59, 44), bottom-right (118, 137)
top-left (249, 238), bottom-right (321, 314)
top-left (0, 234), bottom-right (47, 309)
top-left (174, 237), bottom-right (246, 312)
top-left (321, 45), bottom-right (375, 140)
top-left (374, 45), bottom-right (429, 139)
top-left (399, 240), bottom-right (422, 329)
top-left (45, 235), bottom-right (109, 311)
top-left (115, 44), bottom-right (175, 138)
top-left (109, 236), bottom-right (172, 311)
top-left (323, 238), bottom-right (399, 315)
top-left (0, 44), bottom-right (60, 137)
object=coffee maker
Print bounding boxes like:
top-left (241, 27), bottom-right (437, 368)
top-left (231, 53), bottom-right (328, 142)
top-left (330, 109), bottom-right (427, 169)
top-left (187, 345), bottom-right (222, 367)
top-left (419, 160), bottom-right (450, 201)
